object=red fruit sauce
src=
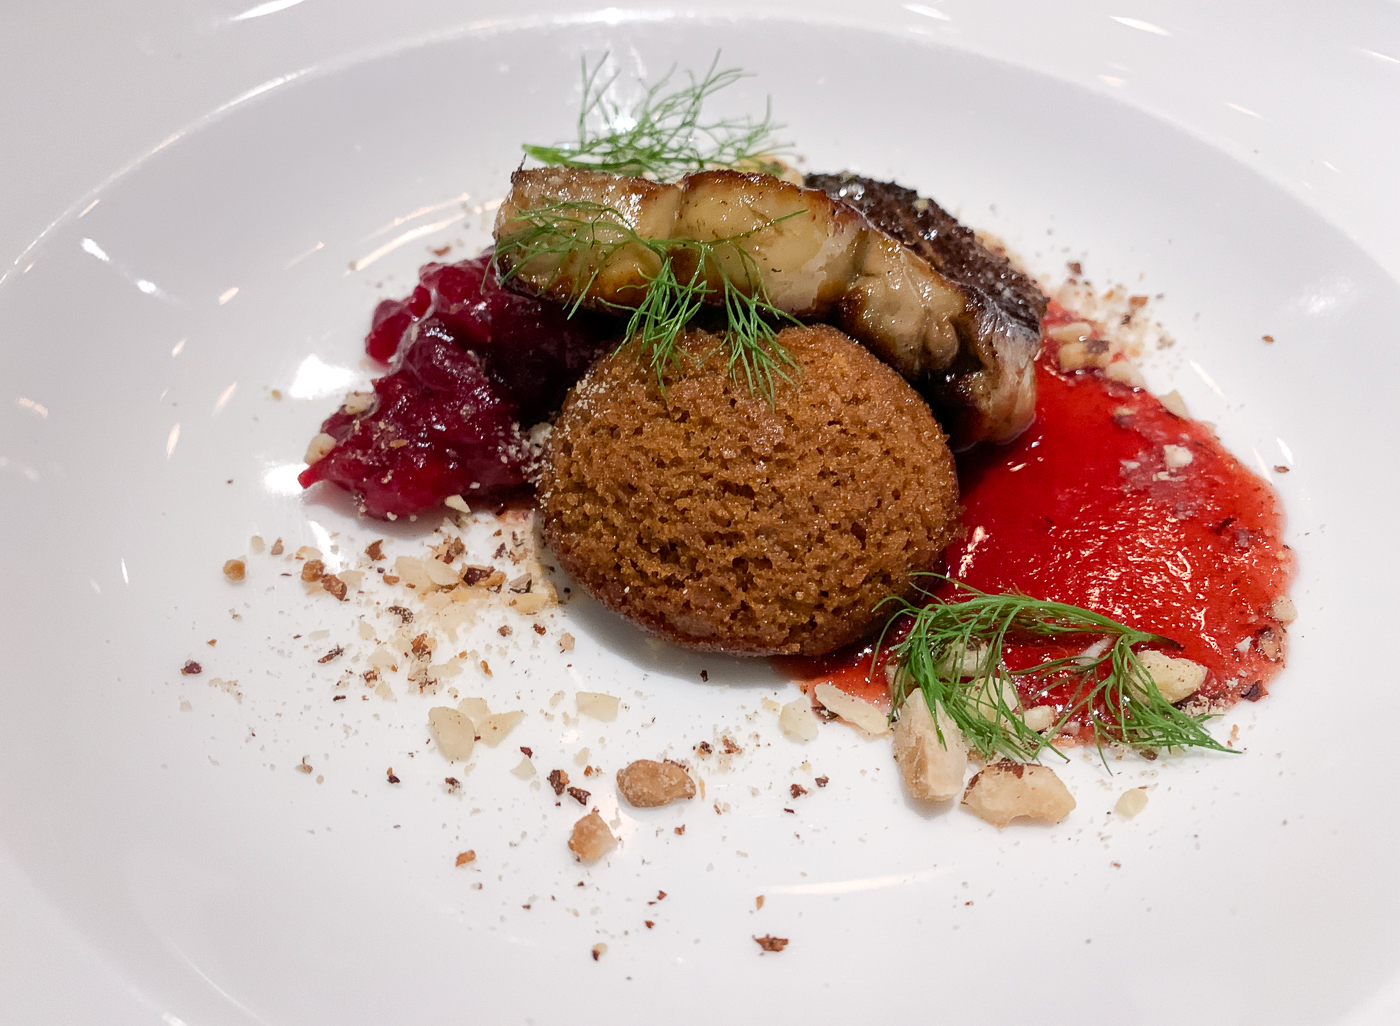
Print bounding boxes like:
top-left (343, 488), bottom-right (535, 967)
top-left (780, 301), bottom-right (1295, 728)
top-left (299, 254), bottom-right (614, 519)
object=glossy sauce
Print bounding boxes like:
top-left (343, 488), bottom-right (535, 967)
top-left (781, 302), bottom-right (1295, 726)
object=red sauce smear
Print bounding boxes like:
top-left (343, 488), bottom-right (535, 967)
top-left (781, 301), bottom-right (1295, 726)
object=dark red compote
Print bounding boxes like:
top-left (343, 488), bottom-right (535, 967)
top-left (299, 254), bottom-right (615, 519)
top-left (782, 300), bottom-right (1295, 730)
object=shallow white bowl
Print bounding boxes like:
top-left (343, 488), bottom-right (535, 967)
top-left (3, 4), bottom-right (1398, 1024)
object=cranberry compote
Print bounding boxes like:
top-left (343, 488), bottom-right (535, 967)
top-left (299, 254), bottom-right (614, 519)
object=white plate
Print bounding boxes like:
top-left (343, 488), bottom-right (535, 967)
top-left (4, 4), bottom-right (1399, 1024)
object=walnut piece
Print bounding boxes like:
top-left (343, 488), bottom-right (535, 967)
top-left (576, 691), bottom-right (620, 721)
top-left (812, 684), bottom-right (889, 735)
top-left (567, 812), bottom-right (616, 862)
top-left (616, 759), bottom-right (696, 808)
top-left (1137, 649), bottom-right (1206, 703)
top-left (428, 707), bottom-right (476, 761)
top-left (961, 760), bottom-right (1076, 828)
top-left (891, 691), bottom-right (968, 801)
top-left (778, 698), bottom-right (819, 742)
top-left (754, 935), bottom-right (789, 953)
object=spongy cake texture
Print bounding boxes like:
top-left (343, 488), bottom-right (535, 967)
top-left (539, 325), bottom-right (961, 656)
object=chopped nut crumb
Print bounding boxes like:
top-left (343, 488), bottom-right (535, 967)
top-left (222, 558), bottom-right (246, 581)
top-left (444, 777), bottom-right (461, 793)
top-left (300, 559), bottom-right (325, 582)
top-left (386, 768), bottom-right (401, 784)
top-left (386, 605), bottom-right (413, 624)
top-left (566, 786), bottom-right (591, 806)
top-left (365, 539), bottom-right (385, 561)
top-left (754, 935), bottom-right (789, 953)
top-left (269, 537), bottom-right (284, 556)
top-left (568, 812), bottom-right (616, 862)
top-left (320, 573), bottom-right (348, 601)
top-left (532, 623), bottom-right (547, 636)
top-left (317, 645), bottom-right (344, 664)
top-left (789, 783), bottom-right (808, 799)
top-left (559, 632), bottom-right (576, 652)
top-left (755, 895), bottom-right (764, 910)
top-left (455, 850), bottom-right (476, 866)
top-left (548, 769), bottom-right (570, 796)
top-left (814, 776), bottom-right (829, 788)
top-left (616, 759), bottom-right (697, 808)
top-left (674, 825), bottom-right (686, 835)
top-left (1115, 788), bottom-right (1149, 818)
top-left (962, 760), bottom-right (1076, 828)
top-left (590, 942), bottom-right (608, 960)
top-left (180, 660), bottom-right (202, 676)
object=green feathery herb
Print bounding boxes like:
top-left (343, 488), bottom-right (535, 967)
top-left (881, 577), bottom-right (1234, 764)
top-left (522, 53), bottom-right (790, 180)
top-left (493, 199), bottom-right (801, 399)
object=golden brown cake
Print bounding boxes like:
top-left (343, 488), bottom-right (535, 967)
top-left (538, 324), bottom-right (961, 656)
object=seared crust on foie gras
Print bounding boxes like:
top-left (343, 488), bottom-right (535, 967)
top-left (805, 172), bottom-right (1046, 448)
top-left (494, 166), bottom-right (1035, 445)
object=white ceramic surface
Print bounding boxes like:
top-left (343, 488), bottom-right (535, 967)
top-left (3, 4), bottom-right (1398, 1025)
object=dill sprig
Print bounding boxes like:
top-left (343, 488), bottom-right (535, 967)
top-left (494, 199), bottom-right (800, 399)
top-left (522, 53), bottom-right (790, 180)
top-left (881, 577), bottom-right (1234, 764)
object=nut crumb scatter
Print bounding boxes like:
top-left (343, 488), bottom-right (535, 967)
top-left (317, 646), bottom-right (344, 664)
top-left (568, 813), bottom-right (616, 861)
top-left (455, 850), bottom-right (476, 866)
top-left (321, 574), bottom-right (348, 601)
top-left (789, 783), bottom-right (808, 800)
top-left (591, 943), bottom-right (607, 961)
top-left (566, 786), bottom-right (591, 806)
top-left (222, 559), bottom-right (246, 581)
top-left (386, 768), bottom-right (401, 784)
top-left (269, 537), bottom-right (284, 556)
top-left (815, 776), bottom-right (829, 787)
top-left (754, 935), bottom-right (788, 953)
top-left (617, 759), bottom-right (697, 808)
top-left (300, 559), bottom-right (325, 583)
top-left (365, 539), bottom-right (385, 561)
top-left (180, 660), bottom-right (202, 676)
top-left (674, 825), bottom-right (686, 835)
top-left (548, 769), bottom-right (569, 796)
top-left (755, 895), bottom-right (765, 910)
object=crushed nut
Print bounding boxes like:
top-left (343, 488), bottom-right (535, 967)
top-left (300, 559), bottom-right (325, 582)
top-left (961, 760), bottom-right (1076, 828)
top-left (180, 660), bottom-right (202, 676)
top-left (455, 850), bottom-right (476, 866)
top-left (616, 759), bottom-right (696, 808)
top-left (566, 786), bottom-right (591, 806)
top-left (365, 539), bottom-right (385, 561)
top-left (1115, 788), bottom-right (1149, 818)
top-left (222, 558), bottom-right (246, 581)
top-left (891, 691), bottom-right (967, 801)
top-left (548, 769), bottom-right (570, 796)
top-left (754, 935), bottom-right (789, 953)
top-left (568, 812), bottom-right (616, 862)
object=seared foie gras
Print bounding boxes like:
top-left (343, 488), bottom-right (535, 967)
top-left (494, 166), bottom-right (1039, 445)
top-left (805, 172), bottom-right (1046, 447)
